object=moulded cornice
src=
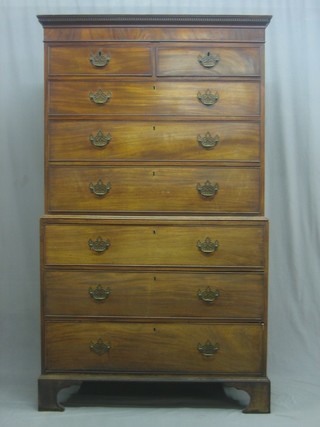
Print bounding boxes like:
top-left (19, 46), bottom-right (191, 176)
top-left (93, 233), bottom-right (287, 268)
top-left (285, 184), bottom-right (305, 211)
top-left (37, 14), bottom-right (272, 28)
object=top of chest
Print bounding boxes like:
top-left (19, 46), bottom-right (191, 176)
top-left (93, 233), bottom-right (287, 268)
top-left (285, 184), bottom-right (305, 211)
top-left (37, 14), bottom-right (271, 43)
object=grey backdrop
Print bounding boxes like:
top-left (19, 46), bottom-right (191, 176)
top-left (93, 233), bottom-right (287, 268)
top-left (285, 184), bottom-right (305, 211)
top-left (1, 0), bottom-right (320, 426)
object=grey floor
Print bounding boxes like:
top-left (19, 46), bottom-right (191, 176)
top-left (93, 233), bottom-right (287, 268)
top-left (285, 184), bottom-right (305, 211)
top-left (1, 374), bottom-right (320, 427)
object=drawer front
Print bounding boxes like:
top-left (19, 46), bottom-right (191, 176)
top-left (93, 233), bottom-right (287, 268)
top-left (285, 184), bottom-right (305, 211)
top-left (157, 46), bottom-right (261, 76)
top-left (48, 45), bottom-right (152, 75)
top-left (44, 271), bottom-right (264, 319)
top-left (48, 120), bottom-right (260, 162)
top-left (48, 81), bottom-right (260, 116)
top-left (43, 223), bottom-right (266, 268)
top-left (47, 166), bottom-right (261, 214)
top-left (45, 322), bottom-right (264, 374)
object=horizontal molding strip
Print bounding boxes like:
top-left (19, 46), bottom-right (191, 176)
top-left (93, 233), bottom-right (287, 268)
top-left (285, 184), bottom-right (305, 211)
top-left (38, 14), bottom-right (272, 28)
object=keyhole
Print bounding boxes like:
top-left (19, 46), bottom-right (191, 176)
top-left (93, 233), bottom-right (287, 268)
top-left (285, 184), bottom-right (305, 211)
top-left (153, 85), bottom-right (156, 90)
top-left (152, 171), bottom-right (156, 176)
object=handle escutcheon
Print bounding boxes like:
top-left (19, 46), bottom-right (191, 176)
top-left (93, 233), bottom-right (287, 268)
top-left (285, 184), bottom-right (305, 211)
top-left (197, 132), bottom-right (220, 150)
top-left (89, 89), bottom-right (112, 105)
top-left (197, 237), bottom-right (219, 254)
top-left (197, 180), bottom-right (219, 198)
top-left (197, 340), bottom-right (219, 357)
top-left (90, 50), bottom-right (111, 68)
top-left (89, 179), bottom-right (111, 197)
top-left (90, 130), bottom-right (112, 148)
top-left (198, 52), bottom-right (220, 69)
top-left (88, 236), bottom-right (111, 253)
top-left (90, 338), bottom-right (111, 355)
top-left (197, 89), bottom-right (219, 106)
top-left (89, 284), bottom-right (111, 302)
top-left (198, 287), bottom-right (220, 303)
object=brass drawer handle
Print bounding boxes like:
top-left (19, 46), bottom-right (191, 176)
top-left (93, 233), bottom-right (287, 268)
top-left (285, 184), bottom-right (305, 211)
top-left (197, 132), bottom-right (220, 150)
top-left (89, 89), bottom-right (112, 105)
top-left (90, 130), bottom-right (112, 148)
top-left (88, 236), bottom-right (111, 253)
top-left (90, 50), bottom-right (111, 68)
top-left (90, 338), bottom-right (111, 356)
top-left (89, 179), bottom-right (111, 197)
top-left (197, 237), bottom-right (219, 254)
top-left (89, 284), bottom-right (111, 302)
top-left (198, 52), bottom-right (220, 69)
top-left (197, 340), bottom-right (219, 357)
top-left (197, 180), bottom-right (219, 198)
top-left (197, 89), bottom-right (219, 106)
top-left (198, 287), bottom-right (220, 303)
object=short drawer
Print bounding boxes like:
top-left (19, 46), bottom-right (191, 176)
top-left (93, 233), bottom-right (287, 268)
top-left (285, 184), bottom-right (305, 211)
top-left (157, 46), bottom-right (261, 76)
top-left (42, 218), bottom-right (267, 268)
top-left (47, 165), bottom-right (261, 214)
top-left (43, 271), bottom-right (265, 320)
top-left (48, 120), bottom-right (260, 162)
top-left (44, 321), bottom-right (264, 374)
top-left (48, 81), bottom-right (260, 116)
top-left (48, 44), bottom-right (152, 75)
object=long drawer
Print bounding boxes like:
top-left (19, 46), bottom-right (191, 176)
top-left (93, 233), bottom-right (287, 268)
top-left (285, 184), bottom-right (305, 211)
top-left (48, 81), bottom-right (260, 116)
top-left (41, 218), bottom-right (267, 268)
top-left (47, 166), bottom-right (261, 214)
top-left (48, 120), bottom-right (260, 162)
top-left (44, 321), bottom-right (264, 374)
top-left (43, 271), bottom-right (265, 319)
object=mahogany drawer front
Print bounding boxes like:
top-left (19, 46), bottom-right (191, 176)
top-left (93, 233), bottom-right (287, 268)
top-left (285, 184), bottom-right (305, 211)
top-left (48, 81), bottom-right (260, 116)
top-left (44, 321), bottom-right (264, 374)
top-left (157, 46), bottom-right (261, 76)
top-left (47, 166), bottom-right (261, 214)
top-left (48, 120), bottom-right (260, 162)
top-left (48, 45), bottom-right (152, 76)
top-left (42, 222), bottom-right (266, 268)
top-left (44, 271), bottom-right (264, 319)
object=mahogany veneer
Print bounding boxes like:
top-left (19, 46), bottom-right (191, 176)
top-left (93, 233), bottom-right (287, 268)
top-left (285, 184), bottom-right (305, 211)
top-left (38, 14), bottom-right (271, 413)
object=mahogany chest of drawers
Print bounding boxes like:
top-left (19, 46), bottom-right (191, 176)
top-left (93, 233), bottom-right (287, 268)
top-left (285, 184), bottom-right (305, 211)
top-left (38, 14), bottom-right (271, 413)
